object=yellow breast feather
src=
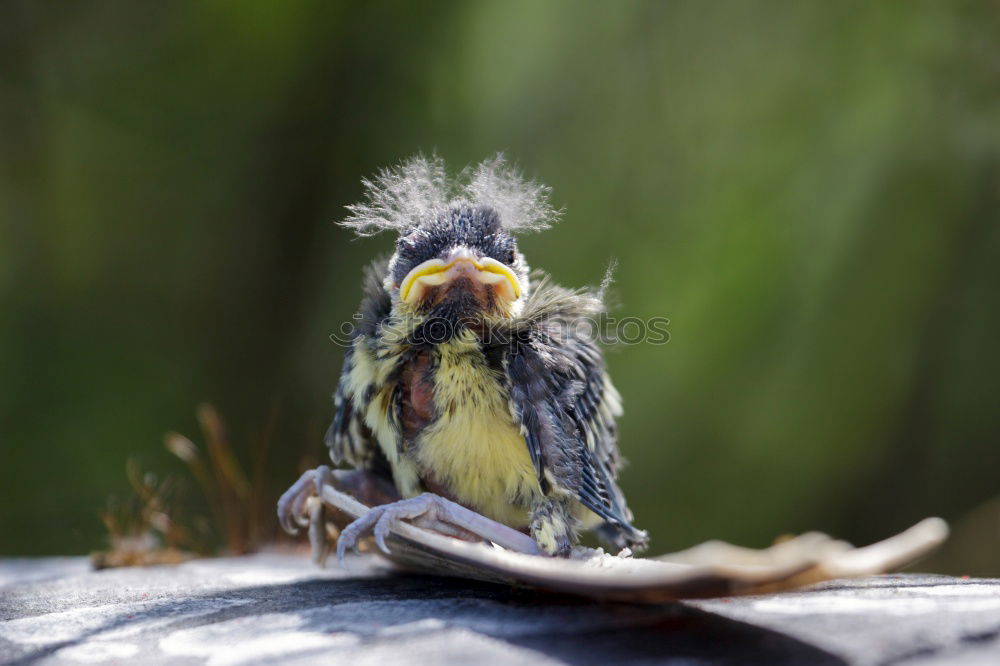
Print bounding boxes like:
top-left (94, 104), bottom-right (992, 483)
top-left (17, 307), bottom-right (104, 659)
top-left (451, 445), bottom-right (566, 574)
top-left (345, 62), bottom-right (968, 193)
top-left (348, 335), bottom-right (422, 497)
top-left (416, 331), bottom-right (541, 527)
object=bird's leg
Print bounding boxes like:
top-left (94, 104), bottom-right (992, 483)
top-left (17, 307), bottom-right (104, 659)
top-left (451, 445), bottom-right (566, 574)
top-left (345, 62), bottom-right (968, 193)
top-left (529, 497), bottom-right (579, 556)
top-left (336, 492), bottom-right (542, 564)
top-left (277, 466), bottom-right (400, 565)
top-left (279, 469), bottom-right (542, 565)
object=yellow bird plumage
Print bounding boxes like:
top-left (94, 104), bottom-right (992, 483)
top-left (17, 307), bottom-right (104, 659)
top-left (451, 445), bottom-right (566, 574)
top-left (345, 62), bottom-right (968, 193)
top-left (306, 155), bottom-right (647, 557)
top-left (349, 327), bottom-right (540, 527)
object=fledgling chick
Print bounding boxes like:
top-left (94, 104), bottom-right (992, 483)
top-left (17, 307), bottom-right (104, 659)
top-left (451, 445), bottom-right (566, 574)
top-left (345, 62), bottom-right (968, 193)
top-left (286, 155), bottom-right (647, 558)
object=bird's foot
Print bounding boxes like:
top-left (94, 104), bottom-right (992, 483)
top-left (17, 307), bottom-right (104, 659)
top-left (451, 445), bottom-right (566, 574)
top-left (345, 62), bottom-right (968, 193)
top-left (277, 465), bottom-right (339, 565)
top-left (277, 466), bottom-right (401, 566)
top-left (277, 466), bottom-right (322, 536)
top-left (336, 492), bottom-right (542, 564)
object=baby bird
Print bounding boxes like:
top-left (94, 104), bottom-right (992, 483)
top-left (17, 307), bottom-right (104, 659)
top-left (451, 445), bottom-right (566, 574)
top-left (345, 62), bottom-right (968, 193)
top-left (280, 155), bottom-right (647, 558)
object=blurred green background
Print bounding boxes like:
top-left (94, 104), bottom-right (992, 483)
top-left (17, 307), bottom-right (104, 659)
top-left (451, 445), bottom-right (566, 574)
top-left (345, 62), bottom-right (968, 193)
top-left (2, 1), bottom-right (999, 573)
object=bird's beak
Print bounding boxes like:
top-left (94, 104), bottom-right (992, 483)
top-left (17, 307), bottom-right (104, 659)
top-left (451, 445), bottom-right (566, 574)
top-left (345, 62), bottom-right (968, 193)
top-left (400, 247), bottom-right (521, 305)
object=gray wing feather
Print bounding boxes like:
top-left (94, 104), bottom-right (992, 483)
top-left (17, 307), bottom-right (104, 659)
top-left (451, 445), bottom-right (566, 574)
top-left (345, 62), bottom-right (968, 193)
top-left (501, 275), bottom-right (646, 549)
top-left (325, 257), bottom-right (392, 469)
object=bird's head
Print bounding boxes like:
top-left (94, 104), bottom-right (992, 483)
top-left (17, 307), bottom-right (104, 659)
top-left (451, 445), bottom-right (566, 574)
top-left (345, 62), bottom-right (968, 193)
top-left (342, 154), bottom-right (559, 325)
top-left (388, 206), bottom-right (528, 319)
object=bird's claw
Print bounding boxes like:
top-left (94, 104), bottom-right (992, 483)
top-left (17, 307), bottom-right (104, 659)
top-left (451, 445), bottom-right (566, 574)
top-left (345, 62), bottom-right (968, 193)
top-left (336, 493), bottom-right (437, 565)
top-left (277, 465), bottom-right (338, 566)
top-left (280, 476), bottom-right (543, 567)
top-left (277, 467), bottom-right (324, 535)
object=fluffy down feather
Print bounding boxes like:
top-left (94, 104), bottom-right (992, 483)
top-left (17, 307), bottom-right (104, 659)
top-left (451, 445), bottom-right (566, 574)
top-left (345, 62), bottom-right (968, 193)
top-left (342, 154), bottom-right (561, 236)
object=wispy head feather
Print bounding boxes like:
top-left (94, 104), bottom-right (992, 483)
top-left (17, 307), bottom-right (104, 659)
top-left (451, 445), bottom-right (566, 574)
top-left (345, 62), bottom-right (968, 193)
top-left (342, 154), bottom-right (560, 236)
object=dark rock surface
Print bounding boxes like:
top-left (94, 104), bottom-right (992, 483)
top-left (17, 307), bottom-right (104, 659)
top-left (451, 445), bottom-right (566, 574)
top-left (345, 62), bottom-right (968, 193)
top-left (0, 554), bottom-right (996, 665)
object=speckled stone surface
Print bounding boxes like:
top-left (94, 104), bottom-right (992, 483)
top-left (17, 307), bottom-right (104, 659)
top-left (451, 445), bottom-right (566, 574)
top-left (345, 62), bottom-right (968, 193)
top-left (0, 554), bottom-right (996, 665)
